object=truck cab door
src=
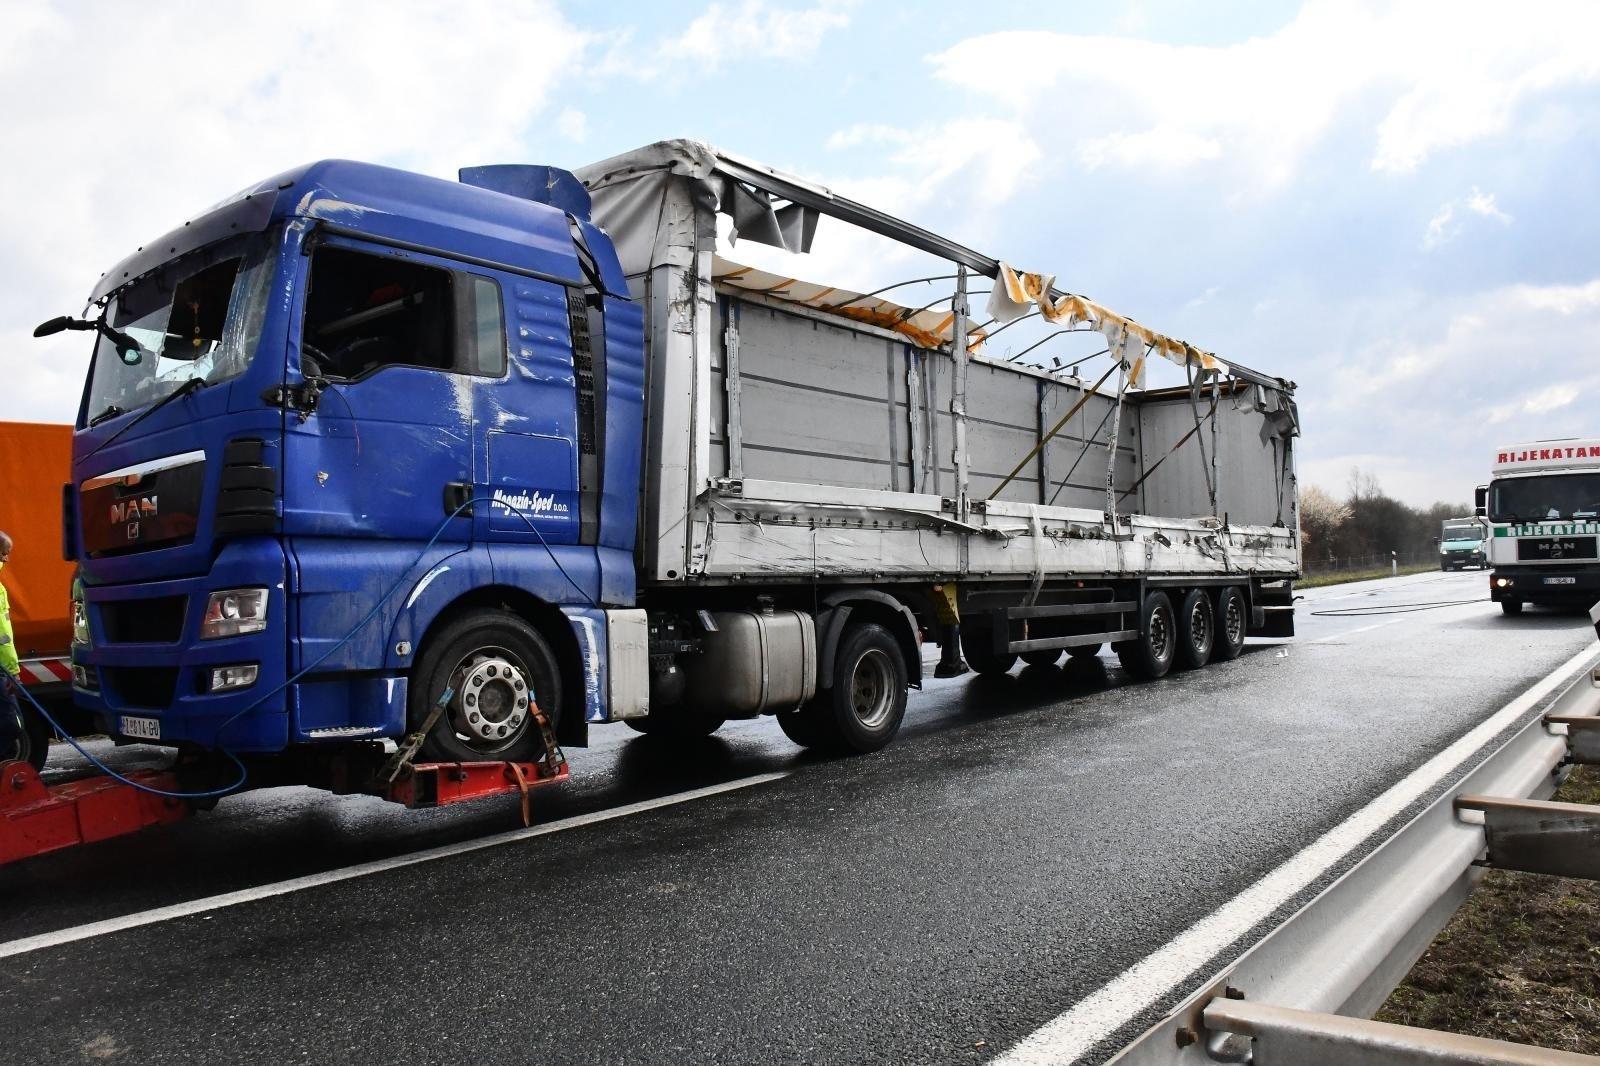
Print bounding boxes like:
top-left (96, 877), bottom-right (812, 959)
top-left (279, 235), bottom-right (506, 675)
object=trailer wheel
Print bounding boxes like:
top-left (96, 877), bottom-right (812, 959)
top-left (798, 622), bottom-right (908, 754)
top-left (1066, 643), bottom-right (1102, 659)
top-left (1175, 590), bottom-right (1215, 670)
top-left (1500, 598), bottom-right (1523, 616)
top-left (1116, 592), bottom-right (1176, 680)
top-left (1021, 649), bottom-right (1062, 667)
top-left (960, 625), bottom-right (1017, 676)
top-left (1211, 586), bottom-right (1247, 662)
top-left (410, 610), bottom-right (561, 764)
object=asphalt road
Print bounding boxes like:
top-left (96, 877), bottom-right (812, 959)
top-left (2, 571), bottom-right (1597, 1065)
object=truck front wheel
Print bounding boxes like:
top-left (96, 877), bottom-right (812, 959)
top-left (1500, 598), bottom-right (1524, 616)
top-left (788, 622), bottom-right (908, 754)
top-left (410, 610), bottom-right (562, 764)
top-left (2, 697), bottom-right (51, 771)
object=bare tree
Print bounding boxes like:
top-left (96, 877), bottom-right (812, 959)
top-left (1300, 485), bottom-right (1352, 554)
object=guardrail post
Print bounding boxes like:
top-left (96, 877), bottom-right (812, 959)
top-left (1456, 794), bottom-right (1600, 880)
top-left (1201, 999), bottom-right (1600, 1065)
top-left (1547, 715), bottom-right (1600, 765)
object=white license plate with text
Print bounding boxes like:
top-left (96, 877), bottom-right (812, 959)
top-left (1544, 576), bottom-right (1577, 585)
top-left (120, 715), bottom-right (161, 740)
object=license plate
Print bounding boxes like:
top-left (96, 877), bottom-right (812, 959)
top-left (1544, 576), bottom-right (1578, 585)
top-left (120, 715), bottom-right (161, 740)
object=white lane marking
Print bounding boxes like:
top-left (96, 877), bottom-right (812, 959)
top-left (0, 772), bottom-right (790, 961)
top-left (995, 643), bottom-right (1600, 1065)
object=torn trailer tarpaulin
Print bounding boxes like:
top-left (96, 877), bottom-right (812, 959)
top-left (711, 255), bottom-right (985, 352)
top-left (575, 139), bottom-right (1286, 395)
top-left (986, 263), bottom-right (1227, 388)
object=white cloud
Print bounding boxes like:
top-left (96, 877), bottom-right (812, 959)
top-left (1465, 188), bottom-right (1512, 224)
top-left (1424, 185), bottom-right (1513, 249)
top-left (0, 1), bottom-right (592, 423)
top-left (1301, 278), bottom-right (1600, 502)
top-left (1422, 202), bottom-right (1458, 250)
top-left (927, 0), bottom-right (1600, 186)
top-left (657, 0), bottom-right (851, 72)
top-left (1487, 383), bottom-right (1582, 423)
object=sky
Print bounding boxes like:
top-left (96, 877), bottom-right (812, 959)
top-left (2, 0), bottom-right (1598, 506)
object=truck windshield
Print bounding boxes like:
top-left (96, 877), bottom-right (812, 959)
top-left (83, 229), bottom-right (275, 426)
top-left (1441, 522), bottom-right (1481, 540)
top-left (1490, 473), bottom-right (1600, 522)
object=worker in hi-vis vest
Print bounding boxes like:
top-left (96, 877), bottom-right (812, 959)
top-left (0, 530), bottom-right (24, 758)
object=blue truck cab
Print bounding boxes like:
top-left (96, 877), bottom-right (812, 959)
top-left (66, 160), bottom-right (645, 760)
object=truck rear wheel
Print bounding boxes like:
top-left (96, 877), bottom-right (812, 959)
top-left (1211, 586), bottom-right (1248, 662)
top-left (961, 625), bottom-right (1017, 676)
top-left (1116, 591), bottom-right (1176, 680)
top-left (625, 710), bottom-right (725, 739)
top-left (410, 610), bottom-right (561, 764)
top-left (788, 622), bottom-right (907, 754)
top-left (1175, 589), bottom-right (1215, 670)
top-left (1021, 649), bottom-right (1062, 667)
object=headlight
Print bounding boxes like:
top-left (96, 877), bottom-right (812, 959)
top-left (201, 588), bottom-right (269, 638)
top-left (72, 592), bottom-right (89, 646)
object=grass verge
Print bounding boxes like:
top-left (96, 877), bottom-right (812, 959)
top-left (1376, 766), bottom-right (1600, 1054)
top-left (1299, 563), bottom-right (1440, 589)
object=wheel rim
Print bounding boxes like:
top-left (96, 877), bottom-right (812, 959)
top-left (447, 645), bottom-right (533, 754)
top-left (1224, 597), bottom-right (1245, 646)
top-left (850, 648), bottom-right (896, 730)
top-left (1190, 600), bottom-right (1211, 653)
top-left (1149, 608), bottom-right (1173, 662)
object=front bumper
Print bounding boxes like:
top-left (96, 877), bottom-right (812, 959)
top-left (1489, 567), bottom-right (1600, 604)
top-left (73, 538), bottom-right (293, 752)
top-left (1441, 550), bottom-right (1484, 568)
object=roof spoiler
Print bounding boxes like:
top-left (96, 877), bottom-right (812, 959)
top-left (459, 164), bottom-right (592, 222)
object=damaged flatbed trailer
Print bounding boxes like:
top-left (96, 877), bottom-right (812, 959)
top-left (5, 139), bottom-right (1297, 864)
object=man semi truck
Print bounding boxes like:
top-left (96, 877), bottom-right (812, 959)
top-left (1481, 439), bottom-right (1600, 615)
top-left (36, 140), bottom-right (1298, 801)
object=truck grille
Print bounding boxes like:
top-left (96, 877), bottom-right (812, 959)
top-left (99, 596), bottom-right (187, 644)
top-left (103, 667), bottom-right (179, 710)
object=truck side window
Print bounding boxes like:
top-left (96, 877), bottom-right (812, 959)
top-left (301, 246), bottom-right (504, 381)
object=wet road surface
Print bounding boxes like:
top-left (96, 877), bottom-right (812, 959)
top-left (2, 571), bottom-right (1596, 1064)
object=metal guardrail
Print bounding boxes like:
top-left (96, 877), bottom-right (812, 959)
top-left (1108, 642), bottom-right (1600, 1065)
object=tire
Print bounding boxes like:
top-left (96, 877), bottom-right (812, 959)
top-left (777, 707), bottom-right (826, 748)
top-left (1500, 598), bottom-right (1524, 616)
top-left (409, 610), bottom-right (561, 763)
top-left (1211, 586), bottom-right (1248, 662)
top-left (795, 622), bottom-right (908, 754)
top-left (1066, 643), bottom-right (1103, 659)
top-left (1174, 589), bottom-right (1215, 670)
top-left (624, 710), bottom-right (725, 739)
top-left (1021, 649), bottom-right (1062, 668)
top-left (961, 625), bottom-right (1017, 676)
top-left (2, 694), bottom-right (50, 771)
top-left (1116, 592), bottom-right (1177, 680)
